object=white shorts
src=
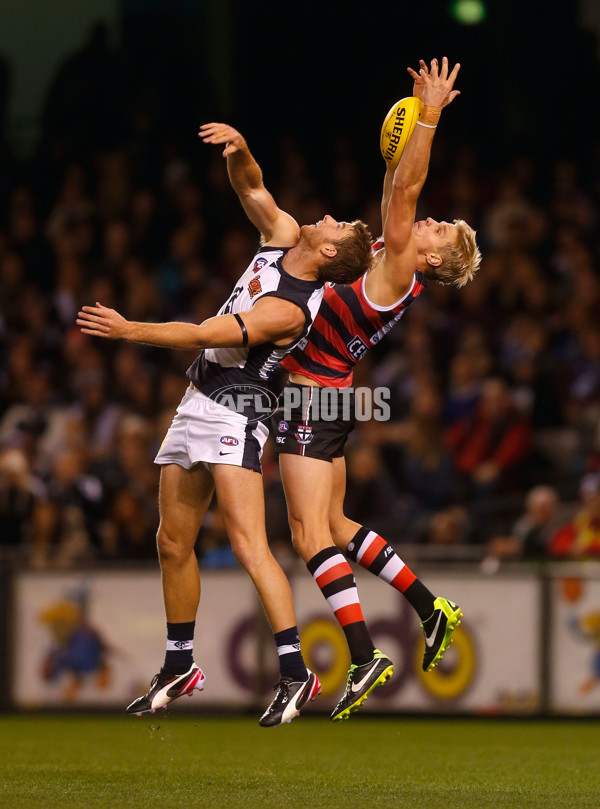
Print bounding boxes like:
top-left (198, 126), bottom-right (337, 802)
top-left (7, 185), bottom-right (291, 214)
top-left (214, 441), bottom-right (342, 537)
top-left (155, 386), bottom-right (269, 473)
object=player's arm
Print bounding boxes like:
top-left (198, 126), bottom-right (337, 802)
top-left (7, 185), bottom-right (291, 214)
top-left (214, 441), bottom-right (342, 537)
top-left (77, 297), bottom-right (305, 349)
top-left (199, 122), bottom-right (299, 247)
top-left (382, 58), bottom-right (460, 280)
top-left (380, 59), bottom-right (427, 232)
top-left (380, 163), bottom-right (395, 233)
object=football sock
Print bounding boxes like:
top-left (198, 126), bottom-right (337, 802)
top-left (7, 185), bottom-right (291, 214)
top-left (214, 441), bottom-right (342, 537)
top-left (163, 621), bottom-right (195, 675)
top-left (346, 527), bottom-right (436, 622)
top-left (307, 546), bottom-right (374, 666)
top-left (274, 627), bottom-right (308, 682)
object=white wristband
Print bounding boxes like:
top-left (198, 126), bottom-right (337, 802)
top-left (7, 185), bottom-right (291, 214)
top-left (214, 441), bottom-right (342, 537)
top-left (417, 121), bottom-right (437, 129)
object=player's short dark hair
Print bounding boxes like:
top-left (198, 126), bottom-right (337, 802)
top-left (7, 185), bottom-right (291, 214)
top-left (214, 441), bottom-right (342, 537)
top-left (317, 220), bottom-right (373, 285)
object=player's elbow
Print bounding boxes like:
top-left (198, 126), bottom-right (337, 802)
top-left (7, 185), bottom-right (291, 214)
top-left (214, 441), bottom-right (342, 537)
top-left (391, 176), bottom-right (420, 198)
top-left (192, 324), bottom-right (210, 350)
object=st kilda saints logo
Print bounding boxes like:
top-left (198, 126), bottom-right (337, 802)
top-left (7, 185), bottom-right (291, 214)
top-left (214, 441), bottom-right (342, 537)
top-left (295, 425), bottom-right (314, 445)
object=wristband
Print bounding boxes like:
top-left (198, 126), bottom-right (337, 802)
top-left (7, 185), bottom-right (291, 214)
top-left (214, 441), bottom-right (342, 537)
top-left (233, 313), bottom-right (248, 346)
top-left (419, 105), bottom-right (442, 127)
top-left (417, 121), bottom-right (437, 129)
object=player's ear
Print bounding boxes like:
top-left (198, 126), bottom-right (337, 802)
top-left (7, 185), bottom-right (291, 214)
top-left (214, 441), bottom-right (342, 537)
top-left (321, 243), bottom-right (338, 258)
top-left (426, 252), bottom-right (442, 267)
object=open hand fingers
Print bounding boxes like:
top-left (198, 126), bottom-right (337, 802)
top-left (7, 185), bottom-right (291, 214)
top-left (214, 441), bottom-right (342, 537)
top-left (448, 61), bottom-right (461, 86)
top-left (198, 122), bottom-right (231, 142)
top-left (408, 59), bottom-right (428, 81)
top-left (77, 311), bottom-right (105, 324)
top-left (79, 327), bottom-right (110, 338)
top-left (76, 317), bottom-right (110, 334)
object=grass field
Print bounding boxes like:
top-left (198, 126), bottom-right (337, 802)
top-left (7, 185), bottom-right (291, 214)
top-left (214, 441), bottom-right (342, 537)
top-left (2, 714), bottom-right (599, 809)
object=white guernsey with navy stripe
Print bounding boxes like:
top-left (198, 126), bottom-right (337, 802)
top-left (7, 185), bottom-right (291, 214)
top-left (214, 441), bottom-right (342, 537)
top-left (156, 247), bottom-right (324, 474)
top-left (187, 246), bottom-right (324, 420)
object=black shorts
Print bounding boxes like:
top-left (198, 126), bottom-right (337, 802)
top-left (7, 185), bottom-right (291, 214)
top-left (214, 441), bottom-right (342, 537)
top-left (271, 383), bottom-right (355, 462)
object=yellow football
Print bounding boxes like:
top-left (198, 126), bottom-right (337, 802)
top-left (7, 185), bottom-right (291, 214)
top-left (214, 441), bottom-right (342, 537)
top-left (380, 96), bottom-right (424, 168)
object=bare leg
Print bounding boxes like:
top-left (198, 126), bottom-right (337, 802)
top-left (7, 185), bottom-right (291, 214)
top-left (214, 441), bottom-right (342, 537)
top-left (328, 456), bottom-right (443, 636)
top-left (157, 463), bottom-right (214, 622)
top-left (278, 453), bottom-right (374, 667)
top-left (211, 463), bottom-right (297, 633)
top-left (278, 453), bottom-right (334, 562)
top-left (329, 456), bottom-right (362, 549)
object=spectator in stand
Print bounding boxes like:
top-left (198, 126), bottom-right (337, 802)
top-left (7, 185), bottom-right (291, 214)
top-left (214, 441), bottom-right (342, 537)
top-left (548, 474), bottom-right (600, 559)
top-left (445, 376), bottom-right (532, 497)
top-left (444, 350), bottom-right (488, 427)
top-left (0, 447), bottom-right (46, 551)
top-left (419, 505), bottom-right (477, 547)
top-left (343, 442), bottom-right (402, 540)
top-left (362, 382), bottom-right (459, 524)
top-left (486, 485), bottom-right (569, 561)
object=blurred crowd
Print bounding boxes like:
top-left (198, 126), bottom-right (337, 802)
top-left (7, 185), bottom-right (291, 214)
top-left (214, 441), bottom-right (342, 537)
top-left (1, 26), bottom-right (600, 570)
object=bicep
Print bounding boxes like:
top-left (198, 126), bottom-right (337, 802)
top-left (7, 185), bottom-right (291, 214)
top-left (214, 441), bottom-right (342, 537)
top-left (243, 297), bottom-right (306, 345)
top-left (196, 314), bottom-right (248, 348)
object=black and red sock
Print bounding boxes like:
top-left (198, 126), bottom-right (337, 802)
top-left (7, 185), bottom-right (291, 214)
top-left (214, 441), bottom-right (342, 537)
top-left (307, 546), bottom-right (374, 666)
top-left (346, 527), bottom-right (435, 622)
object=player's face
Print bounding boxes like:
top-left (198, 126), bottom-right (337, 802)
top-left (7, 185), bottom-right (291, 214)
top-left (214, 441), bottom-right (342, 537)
top-left (300, 215), bottom-right (353, 247)
top-left (413, 218), bottom-right (458, 254)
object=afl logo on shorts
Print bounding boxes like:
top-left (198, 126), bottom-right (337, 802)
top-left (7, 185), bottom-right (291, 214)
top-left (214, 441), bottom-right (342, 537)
top-left (295, 425), bottom-right (313, 445)
top-left (220, 436), bottom-right (239, 446)
top-left (252, 258), bottom-right (267, 273)
top-left (278, 420), bottom-right (289, 433)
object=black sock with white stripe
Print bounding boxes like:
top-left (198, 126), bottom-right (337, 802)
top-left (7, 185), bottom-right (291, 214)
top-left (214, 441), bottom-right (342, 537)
top-left (163, 621), bottom-right (195, 675)
top-left (274, 626), bottom-right (308, 682)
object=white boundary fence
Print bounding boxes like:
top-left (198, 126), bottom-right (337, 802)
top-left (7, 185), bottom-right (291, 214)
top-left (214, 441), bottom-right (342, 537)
top-left (9, 562), bottom-right (600, 715)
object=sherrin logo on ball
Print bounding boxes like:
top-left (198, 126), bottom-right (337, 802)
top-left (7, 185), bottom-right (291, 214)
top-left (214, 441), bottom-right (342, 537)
top-left (380, 96), bottom-right (424, 169)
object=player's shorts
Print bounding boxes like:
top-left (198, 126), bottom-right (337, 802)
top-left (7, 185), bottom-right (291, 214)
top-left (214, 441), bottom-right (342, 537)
top-left (272, 383), bottom-right (355, 463)
top-left (155, 385), bottom-right (269, 473)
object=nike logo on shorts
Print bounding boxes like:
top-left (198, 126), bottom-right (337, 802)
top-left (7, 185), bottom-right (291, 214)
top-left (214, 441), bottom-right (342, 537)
top-left (219, 451), bottom-right (234, 456)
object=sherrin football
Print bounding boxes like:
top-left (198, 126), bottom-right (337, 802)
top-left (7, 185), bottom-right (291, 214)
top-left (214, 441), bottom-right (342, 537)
top-left (380, 96), bottom-right (424, 168)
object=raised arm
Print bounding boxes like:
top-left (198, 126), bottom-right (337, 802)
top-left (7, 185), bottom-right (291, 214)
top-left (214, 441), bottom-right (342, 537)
top-left (77, 297), bottom-right (306, 350)
top-left (380, 59), bottom-right (427, 233)
top-left (199, 123), bottom-right (299, 247)
top-left (383, 57), bottom-right (460, 257)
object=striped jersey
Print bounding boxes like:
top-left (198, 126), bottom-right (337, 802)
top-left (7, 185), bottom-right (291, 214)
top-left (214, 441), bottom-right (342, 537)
top-left (187, 246), bottom-right (324, 416)
top-left (281, 239), bottom-right (427, 388)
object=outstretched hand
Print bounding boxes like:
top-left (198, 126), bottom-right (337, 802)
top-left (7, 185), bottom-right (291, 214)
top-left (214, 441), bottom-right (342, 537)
top-left (77, 302), bottom-right (129, 340)
top-left (409, 56), bottom-right (460, 109)
top-left (198, 123), bottom-right (247, 158)
top-left (407, 59), bottom-right (428, 101)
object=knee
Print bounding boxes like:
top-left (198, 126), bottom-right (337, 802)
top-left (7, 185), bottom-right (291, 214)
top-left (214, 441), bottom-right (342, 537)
top-left (156, 525), bottom-right (189, 567)
top-left (229, 531), bottom-right (267, 575)
top-left (288, 514), bottom-right (331, 562)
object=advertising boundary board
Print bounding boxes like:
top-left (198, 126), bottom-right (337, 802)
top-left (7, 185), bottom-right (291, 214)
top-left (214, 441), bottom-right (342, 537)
top-left (6, 562), bottom-right (600, 716)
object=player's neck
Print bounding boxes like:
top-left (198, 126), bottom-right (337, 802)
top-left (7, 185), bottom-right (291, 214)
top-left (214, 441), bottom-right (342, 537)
top-left (281, 244), bottom-right (320, 282)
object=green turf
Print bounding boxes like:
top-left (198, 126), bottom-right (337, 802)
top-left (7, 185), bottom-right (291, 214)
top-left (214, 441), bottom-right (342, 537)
top-left (1, 715), bottom-right (599, 809)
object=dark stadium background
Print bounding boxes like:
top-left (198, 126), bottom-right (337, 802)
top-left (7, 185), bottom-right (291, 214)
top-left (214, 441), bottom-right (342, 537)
top-left (1, 0), bottom-right (600, 719)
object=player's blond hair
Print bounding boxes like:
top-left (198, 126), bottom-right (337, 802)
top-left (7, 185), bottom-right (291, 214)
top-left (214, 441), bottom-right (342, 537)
top-left (429, 219), bottom-right (481, 288)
